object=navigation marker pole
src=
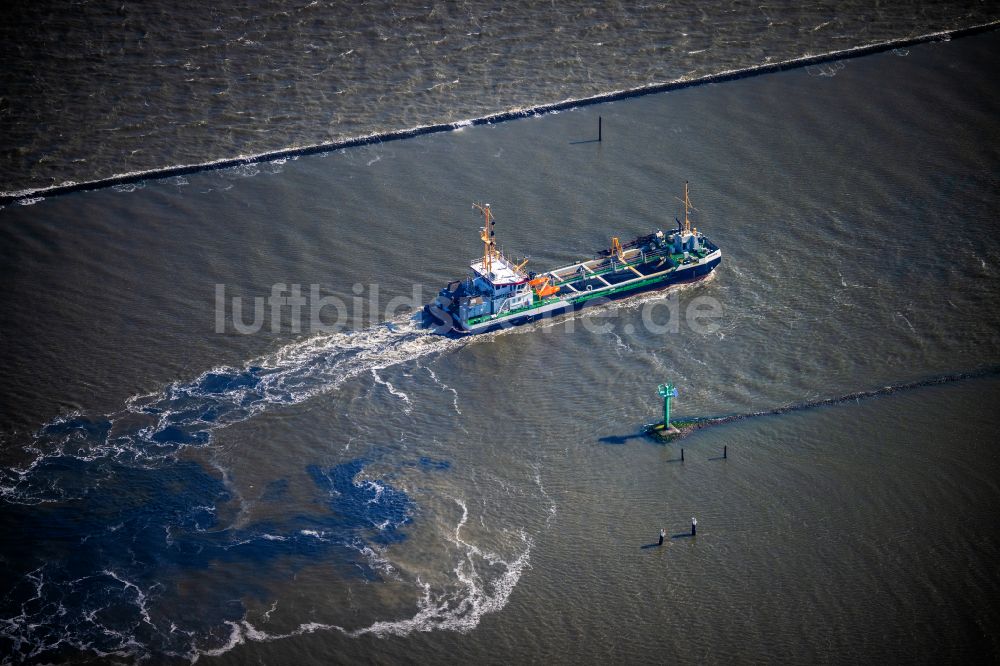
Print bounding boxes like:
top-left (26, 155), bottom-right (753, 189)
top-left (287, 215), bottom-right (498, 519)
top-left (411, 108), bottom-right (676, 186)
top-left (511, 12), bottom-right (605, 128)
top-left (657, 382), bottom-right (678, 430)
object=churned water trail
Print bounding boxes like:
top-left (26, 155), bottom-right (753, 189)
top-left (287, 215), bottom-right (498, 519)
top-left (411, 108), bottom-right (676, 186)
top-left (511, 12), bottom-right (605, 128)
top-left (0, 317), bottom-right (463, 504)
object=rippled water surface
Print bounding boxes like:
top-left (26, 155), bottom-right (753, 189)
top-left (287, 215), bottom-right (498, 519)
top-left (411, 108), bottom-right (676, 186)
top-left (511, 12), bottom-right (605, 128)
top-left (1, 13), bottom-right (999, 666)
top-left (2, 1), bottom-right (998, 195)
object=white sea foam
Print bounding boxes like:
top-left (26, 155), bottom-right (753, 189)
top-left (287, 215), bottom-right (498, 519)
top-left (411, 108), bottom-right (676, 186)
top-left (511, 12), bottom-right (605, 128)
top-left (197, 621), bottom-right (246, 659)
top-left (222, 162), bottom-right (261, 178)
top-left (111, 182), bottom-right (145, 193)
top-left (102, 570), bottom-right (154, 627)
top-left (531, 463), bottom-right (558, 527)
top-left (345, 497), bottom-right (532, 638)
top-left (423, 365), bottom-right (462, 415)
top-left (370, 369), bottom-right (413, 413)
top-left (362, 478), bottom-right (385, 505)
top-left (346, 539), bottom-right (400, 580)
top-left (183, 496), bottom-right (534, 661)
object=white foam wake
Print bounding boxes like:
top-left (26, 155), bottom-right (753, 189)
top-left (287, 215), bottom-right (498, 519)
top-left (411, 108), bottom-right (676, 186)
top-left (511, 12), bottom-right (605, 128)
top-left (1, 317), bottom-right (466, 504)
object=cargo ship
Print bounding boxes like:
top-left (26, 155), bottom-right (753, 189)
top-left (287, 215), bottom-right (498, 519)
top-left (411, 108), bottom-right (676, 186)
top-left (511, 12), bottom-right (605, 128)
top-left (422, 183), bottom-right (721, 335)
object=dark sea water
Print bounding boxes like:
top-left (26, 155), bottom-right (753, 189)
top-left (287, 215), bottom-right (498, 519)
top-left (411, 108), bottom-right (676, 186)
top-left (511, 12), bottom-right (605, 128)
top-left (1, 1), bottom-right (998, 197)
top-left (2, 5), bottom-right (1000, 665)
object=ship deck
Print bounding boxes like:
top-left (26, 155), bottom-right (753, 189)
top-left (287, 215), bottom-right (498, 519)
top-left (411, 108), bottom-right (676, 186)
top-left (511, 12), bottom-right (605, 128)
top-left (459, 239), bottom-right (720, 329)
top-left (546, 246), bottom-right (712, 295)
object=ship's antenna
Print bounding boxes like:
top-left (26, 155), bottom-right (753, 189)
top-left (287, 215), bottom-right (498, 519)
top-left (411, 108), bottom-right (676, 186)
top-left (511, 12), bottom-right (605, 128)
top-left (473, 202), bottom-right (496, 273)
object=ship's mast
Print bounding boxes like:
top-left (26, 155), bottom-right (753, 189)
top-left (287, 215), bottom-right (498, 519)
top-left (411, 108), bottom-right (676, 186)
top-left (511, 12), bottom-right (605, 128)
top-left (474, 202), bottom-right (496, 273)
top-left (683, 181), bottom-right (692, 235)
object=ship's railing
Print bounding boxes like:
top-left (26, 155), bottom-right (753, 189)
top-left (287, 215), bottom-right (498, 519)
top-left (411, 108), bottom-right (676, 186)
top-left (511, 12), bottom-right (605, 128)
top-left (550, 247), bottom-right (674, 285)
